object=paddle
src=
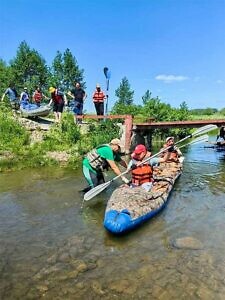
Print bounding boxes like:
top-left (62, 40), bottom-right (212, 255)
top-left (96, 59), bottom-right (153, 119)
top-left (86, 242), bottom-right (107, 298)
top-left (83, 124), bottom-right (217, 201)
top-left (179, 134), bottom-right (209, 149)
top-left (103, 67), bottom-right (111, 116)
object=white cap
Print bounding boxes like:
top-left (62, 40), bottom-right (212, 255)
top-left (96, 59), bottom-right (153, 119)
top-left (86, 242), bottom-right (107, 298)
top-left (166, 136), bottom-right (174, 142)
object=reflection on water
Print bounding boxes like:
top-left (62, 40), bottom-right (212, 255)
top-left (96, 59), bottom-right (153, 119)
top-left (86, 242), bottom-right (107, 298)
top-left (1, 137), bottom-right (225, 299)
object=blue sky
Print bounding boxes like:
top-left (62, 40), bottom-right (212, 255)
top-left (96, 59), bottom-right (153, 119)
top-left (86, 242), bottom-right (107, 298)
top-left (1, 0), bottom-right (225, 111)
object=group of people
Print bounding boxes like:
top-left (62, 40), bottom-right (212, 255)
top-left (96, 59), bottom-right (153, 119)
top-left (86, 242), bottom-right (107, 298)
top-left (1, 82), bottom-right (107, 124)
top-left (82, 136), bottom-right (182, 193)
top-left (1, 85), bottom-right (49, 109)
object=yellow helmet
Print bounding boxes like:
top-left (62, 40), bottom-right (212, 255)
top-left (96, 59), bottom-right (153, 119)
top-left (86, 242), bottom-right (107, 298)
top-left (49, 87), bottom-right (56, 93)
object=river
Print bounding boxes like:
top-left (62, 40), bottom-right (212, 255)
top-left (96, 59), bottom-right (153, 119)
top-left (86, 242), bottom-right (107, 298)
top-left (0, 137), bottom-right (225, 299)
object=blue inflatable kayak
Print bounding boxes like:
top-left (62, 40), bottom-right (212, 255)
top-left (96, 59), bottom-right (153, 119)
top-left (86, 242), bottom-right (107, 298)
top-left (104, 158), bottom-right (184, 235)
top-left (20, 104), bottom-right (52, 118)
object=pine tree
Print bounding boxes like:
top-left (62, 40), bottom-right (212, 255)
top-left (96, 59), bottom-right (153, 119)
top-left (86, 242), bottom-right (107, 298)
top-left (142, 90), bottom-right (152, 105)
top-left (115, 77), bottom-right (134, 105)
top-left (51, 49), bottom-right (85, 91)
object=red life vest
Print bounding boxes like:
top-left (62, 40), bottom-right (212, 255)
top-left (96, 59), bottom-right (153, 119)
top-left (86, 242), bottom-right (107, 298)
top-left (92, 91), bottom-right (105, 103)
top-left (52, 89), bottom-right (64, 104)
top-left (131, 160), bottom-right (153, 186)
top-left (33, 91), bottom-right (42, 103)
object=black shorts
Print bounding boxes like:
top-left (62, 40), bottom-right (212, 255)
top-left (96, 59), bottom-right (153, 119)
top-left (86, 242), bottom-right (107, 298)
top-left (53, 102), bottom-right (64, 113)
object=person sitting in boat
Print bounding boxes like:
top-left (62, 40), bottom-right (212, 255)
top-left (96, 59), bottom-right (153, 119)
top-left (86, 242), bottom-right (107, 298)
top-left (216, 126), bottom-right (225, 146)
top-left (32, 86), bottom-right (49, 107)
top-left (82, 138), bottom-right (129, 193)
top-left (127, 144), bottom-right (170, 192)
top-left (160, 136), bottom-right (182, 162)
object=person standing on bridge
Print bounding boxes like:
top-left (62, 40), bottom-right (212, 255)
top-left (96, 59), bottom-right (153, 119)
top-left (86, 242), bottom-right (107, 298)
top-left (92, 84), bottom-right (106, 117)
top-left (82, 138), bottom-right (129, 193)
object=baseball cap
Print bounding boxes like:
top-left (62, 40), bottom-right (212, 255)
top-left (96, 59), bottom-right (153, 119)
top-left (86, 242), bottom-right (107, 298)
top-left (110, 138), bottom-right (123, 148)
top-left (49, 87), bottom-right (56, 93)
top-left (166, 136), bottom-right (174, 143)
top-left (134, 144), bottom-right (147, 154)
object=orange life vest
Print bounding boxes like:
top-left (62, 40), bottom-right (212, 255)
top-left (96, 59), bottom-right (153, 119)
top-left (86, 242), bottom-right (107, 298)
top-left (92, 91), bottom-right (105, 103)
top-left (131, 161), bottom-right (153, 186)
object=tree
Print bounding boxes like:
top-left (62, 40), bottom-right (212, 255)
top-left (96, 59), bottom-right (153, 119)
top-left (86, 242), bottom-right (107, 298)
top-left (0, 59), bottom-right (12, 95)
top-left (142, 90), bottom-right (152, 105)
top-left (10, 41), bottom-right (49, 92)
top-left (114, 77), bottom-right (134, 106)
top-left (50, 49), bottom-right (85, 90)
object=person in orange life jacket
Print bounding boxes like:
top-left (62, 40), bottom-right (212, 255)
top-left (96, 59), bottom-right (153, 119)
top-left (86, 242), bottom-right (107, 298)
top-left (67, 82), bottom-right (86, 124)
top-left (127, 144), bottom-right (170, 192)
top-left (160, 137), bottom-right (182, 162)
top-left (92, 84), bottom-right (106, 116)
top-left (32, 86), bottom-right (49, 107)
top-left (48, 86), bottom-right (67, 123)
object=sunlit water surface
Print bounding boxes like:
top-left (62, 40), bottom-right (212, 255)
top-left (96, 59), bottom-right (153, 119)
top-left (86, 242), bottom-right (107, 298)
top-left (1, 138), bottom-right (225, 299)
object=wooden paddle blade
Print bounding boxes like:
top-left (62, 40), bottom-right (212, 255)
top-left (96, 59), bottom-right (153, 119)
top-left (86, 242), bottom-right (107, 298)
top-left (83, 181), bottom-right (111, 201)
top-left (192, 124), bottom-right (217, 137)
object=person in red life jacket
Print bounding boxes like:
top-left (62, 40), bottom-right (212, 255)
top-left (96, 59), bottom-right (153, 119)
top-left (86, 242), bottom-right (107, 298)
top-left (32, 86), bottom-right (49, 107)
top-left (92, 84), bottom-right (106, 117)
top-left (161, 137), bottom-right (182, 162)
top-left (48, 86), bottom-right (67, 123)
top-left (127, 144), bottom-right (169, 191)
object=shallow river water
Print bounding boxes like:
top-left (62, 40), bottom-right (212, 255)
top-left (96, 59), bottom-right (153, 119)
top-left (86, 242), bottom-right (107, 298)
top-left (0, 138), bottom-right (225, 299)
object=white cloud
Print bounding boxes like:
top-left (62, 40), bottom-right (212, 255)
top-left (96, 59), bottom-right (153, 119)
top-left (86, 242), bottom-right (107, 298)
top-left (155, 74), bottom-right (189, 83)
top-left (216, 79), bottom-right (223, 84)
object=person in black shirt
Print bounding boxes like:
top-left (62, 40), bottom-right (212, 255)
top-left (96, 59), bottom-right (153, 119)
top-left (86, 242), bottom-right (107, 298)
top-left (67, 82), bottom-right (86, 124)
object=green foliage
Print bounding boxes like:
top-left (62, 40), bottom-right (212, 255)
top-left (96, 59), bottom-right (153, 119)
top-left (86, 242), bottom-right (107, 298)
top-left (0, 106), bottom-right (29, 151)
top-left (42, 113), bottom-right (81, 151)
top-left (0, 59), bottom-right (12, 96)
top-left (77, 120), bottom-right (120, 155)
top-left (111, 102), bottom-right (141, 115)
top-left (114, 77), bottom-right (134, 106)
top-left (190, 107), bottom-right (218, 115)
top-left (10, 41), bottom-right (49, 93)
top-left (50, 49), bottom-right (85, 91)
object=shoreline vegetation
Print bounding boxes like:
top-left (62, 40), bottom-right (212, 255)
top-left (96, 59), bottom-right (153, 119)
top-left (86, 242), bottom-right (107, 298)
top-left (1, 41), bottom-right (224, 172)
top-left (0, 103), bottom-right (223, 173)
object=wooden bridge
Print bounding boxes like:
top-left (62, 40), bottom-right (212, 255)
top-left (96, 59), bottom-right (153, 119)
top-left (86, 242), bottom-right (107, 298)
top-left (80, 115), bottom-right (225, 152)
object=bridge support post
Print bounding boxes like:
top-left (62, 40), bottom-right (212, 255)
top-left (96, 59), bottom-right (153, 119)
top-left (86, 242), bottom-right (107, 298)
top-left (124, 115), bottom-right (133, 153)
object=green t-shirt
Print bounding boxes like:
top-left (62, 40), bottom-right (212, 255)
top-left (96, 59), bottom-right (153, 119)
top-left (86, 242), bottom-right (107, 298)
top-left (83, 145), bottom-right (121, 173)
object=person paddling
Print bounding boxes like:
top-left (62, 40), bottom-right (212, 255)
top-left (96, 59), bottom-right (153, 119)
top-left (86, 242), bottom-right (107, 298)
top-left (216, 126), bottom-right (225, 146)
top-left (127, 144), bottom-right (170, 192)
top-left (160, 137), bottom-right (182, 162)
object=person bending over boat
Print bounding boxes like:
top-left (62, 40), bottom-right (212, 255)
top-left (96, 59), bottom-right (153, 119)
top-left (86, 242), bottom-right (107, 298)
top-left (127, 144), bottom-right (170, 192)
top-left (82, 138), bottom-right (129, 192)
top-left (160, 136), bottom-right (182, 162)
top-left (216, 126), bottom-right (225, 146)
